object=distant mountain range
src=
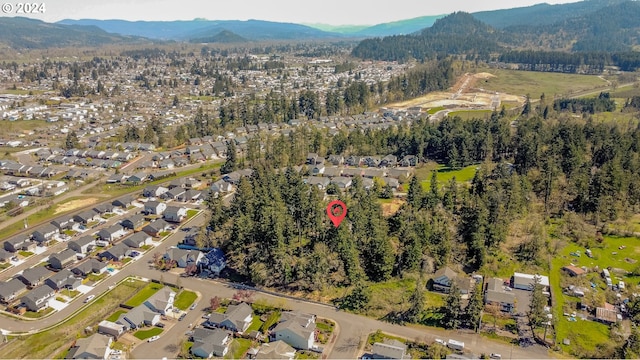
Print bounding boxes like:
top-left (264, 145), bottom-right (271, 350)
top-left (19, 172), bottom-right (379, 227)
top-left (0, 0), bottom-right (636, 50)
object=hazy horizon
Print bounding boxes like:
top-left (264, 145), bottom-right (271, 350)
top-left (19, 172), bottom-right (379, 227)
top-left (0, 0), bottom-right (583, 26)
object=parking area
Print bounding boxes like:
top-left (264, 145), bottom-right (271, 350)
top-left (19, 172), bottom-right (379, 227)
top-left (513, 289), bottom-right (533, 315)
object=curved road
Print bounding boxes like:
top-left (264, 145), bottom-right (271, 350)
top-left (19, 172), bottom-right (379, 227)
top-left (1, 212), bottom-right (550, 359)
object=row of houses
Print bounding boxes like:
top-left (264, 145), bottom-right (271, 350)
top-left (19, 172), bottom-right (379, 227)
top-left (0, 160), bottom-right (63, 178)
top-left (306, 153), bottom-right (419, 168)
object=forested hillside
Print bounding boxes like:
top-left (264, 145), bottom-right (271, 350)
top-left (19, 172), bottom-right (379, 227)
top-left (353, 1), bottom-right (640, 63)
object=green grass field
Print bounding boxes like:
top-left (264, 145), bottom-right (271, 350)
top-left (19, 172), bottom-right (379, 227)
top-left (106, 309), bottom-right (127, 322)
top-left (133, 327), bottom-right (163, 340)
top-left (427, 106), bottom-right (445, 114)
top-left (174, 290), bottom-right (197, 310)
top-left (477, 69), bottom-right (607, 98)
top-left (1, 278), bottom-right (147, 359)
top-left (124, 282), bottom-right (164, 307)
top-left (448, 110), bottom-right (493, 120)
top-left (226, 338), bottom-right (252, 359)
top-left (417, 164), bottom-right (478, 191)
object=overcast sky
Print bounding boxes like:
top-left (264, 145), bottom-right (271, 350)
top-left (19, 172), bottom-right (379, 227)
top-left (4, 0), bottom-right (583, 25)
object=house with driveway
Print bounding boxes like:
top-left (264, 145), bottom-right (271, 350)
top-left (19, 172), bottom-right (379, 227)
top-left (0, 278), bottom-right (27, 304)
top-left (97, 225), bottom-right (127, 243)
top-left (116, 286), bottom-right (174, 329)
top-left (256, 340), bottom-right (296, 360)
top-left (484, 278), bottom-right (517, 313)
top-left (66, 333), bottom-right (113, 359)
top-left (71, 259), bottom-right (107, 278)
top-left (99, 243), bottom-right (131, 262)
top-left (272, 311), bottom-right (317, 350)
top-left (48, 249), bottom-right (78, 270)
top-left (123, 232), bottom-right (152, 248)
top-left (4, 234), bottom-right (33, 252)
top-left (144, 201), bottom-right (167, 215)
top-left (199, 248), bottom-right (227, 276)
top-left (144, 286), bottom-right (175, 314)
top-left (68, 236), bottom-right (95, 254)
top-left (142, 219), bottom-right (171, 237)
top-left (207, 302), bottom-right (253, 334)
top-left (73, 209), bottom-right (100, 225)
top-left (32, 223), bottom-right (60, 245)
top-left (121, 214), bottom-right (146, 230)
top-left (163, 206), bottom-right (187, 223)
top-left (44, 269), bottom-right (81, 291)
top-left (190, 328), bottom-right (232, 358)
top-left (21, 284), bottom-right (55, 311)
top-left (18, 266), bottom-right (52, 288)
top-left (163, 248), bottom-right (203, 268)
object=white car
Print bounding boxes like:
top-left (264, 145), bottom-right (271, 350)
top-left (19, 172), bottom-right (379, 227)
top-left (435, 339), bottom-right (447, 346)
top-left (84, 295), bottom-right (95, 303)
top-left (490, 354), bottom-right (502, 359)
top-left (147, 335), bottom-right (160, 342)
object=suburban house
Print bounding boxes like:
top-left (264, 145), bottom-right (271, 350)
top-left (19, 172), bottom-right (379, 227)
top-left (163, 248), bottom-right (203, 268)
top-left (18, 266), bottom-right (52, 288)
top-left (272, 312), bottom-right (316, 350)
top-left (97, 225), bottom-right (127, 242)
top-left (0, 278), bottom-right (27, 303)
top-left (32, 223), bottom-right (60, 244)
top-left (207, 302), bottom-right (253, 333)
top-left (484, 278), bottom-right (516, 313)
top-left (99, 243), bottom-right (131, 262)
top-left (98, 320), bottom-right (128, 340)
top-left (190, 328), bottom-right (232, 358)
top-left (162, 187), bottom-right (185, 200)
top-left (256, 340), bottom-right (296, 360)
top-left (199, 248), bottom-right (227, 276)
top-left (73, 209), bottom-right (100, 225)
top-left (512, 273), bottom-right (550, 292)
top-left (127, 172), bottom-right (148, 184)
top-left (48, 249), bottom-right (78, 270)
top-left (305, 176), bottom-right (330, 190)
top-left (112, 195), bottom-right (135, 209)
top-left (50, 216), bottom-right (76, 231)
top-left (163, 206), bottom-right (188, 223)
top-left (400, 155), bottom-right (419, 167)
top-left (93, 203), bottom-right (116, 215)
top-left (330, 177), bottom-right (353, 189)
top-left (120, 214), bottom-right (146, 230)
top-left (0, 249), bottom-right (9, 262)
top-left (432, 266), bottom-right (458, 293)
top-left (143, 185), bottom-right (169, 198)
top-left (142, 219), bottom-right (171, 237)
top-left (144, 201), bottom-right (167, 215)
top-left (380, 154), bottom-right (398, 167)
top-left (178, 189), bottom-right (202, 202)
top-left (143, 286), bottom-right (175, 314)
top-left (21, 284), bottom-right (55, 311)
top-left (71, 259), bottom-right (107, 277)
top-left (44, 269), bottom-right (81, 291)
top-left (117, 304), bottom-right (161, 329)
top-left (4, 234), bottom-right (33, 252)
top-left (68, 236), bottom-right (95, 254)
top-left (371, 339), bottom-right (409, 359)
top-left (210, 180), bottom-right (233, 197)
top-left (66, 333), bottom-right (113, 359)
top-left (123, 232), bottom-right (152, 248)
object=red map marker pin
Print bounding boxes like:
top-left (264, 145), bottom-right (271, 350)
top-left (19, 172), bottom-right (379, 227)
top-left (327, 200), bottom-right (347, 228)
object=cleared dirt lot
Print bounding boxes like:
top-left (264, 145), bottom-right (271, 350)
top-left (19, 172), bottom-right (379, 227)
top-left (54, 197), bottom-right (100, 214)
top-left (387, 72), bottom-right (526, 112)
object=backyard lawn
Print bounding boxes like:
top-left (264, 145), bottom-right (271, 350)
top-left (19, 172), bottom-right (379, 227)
top-left (133, 327), bottom-right (163, 340)
top-left (225, 338), bottom-right (252, 359)
top-left (246, 315), bottom-right (263, 333)
top-left (124, 282), bottom-right (164, 307)
top-left (174, 290), bottom-right (197, 310)
top-left (416, 164), bottom-right (478, 191)
top-left (106, 309), bottom-right (127, 322)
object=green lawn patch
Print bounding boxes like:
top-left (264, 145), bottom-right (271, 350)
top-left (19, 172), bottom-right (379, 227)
top-left (174, 290), bottom-right (197, 310)
top-left (23, 307), bottom-right (55, 318)
top-left (133, 327), bottom-right (163, 340)
top-left (418, 164), bottom-right (478, 191)
top-left (63, 229), bottom-right (77, 237)
top-left (316, 318), bottom-right (335, 344)
top-left (86, 272), bottom-right (108, 283)
top-left (141, 245), bottom-right (152, 251)
top-left (182, 341), bottom-right (194, 358)
top-left (110, 341), bottom-right (128, 351)
top-left (367, 276), bottom-right (418, 318)
top-left (246, 315), bottom-right (263, 333)
top-left (121, 258), bottom-right (132, 264)
top-left (186, 209), bottom-right (199, 220)
top-left (367, 330), bottom-right (406, 346)
top-left (18, 251), bottom-right (34, 257)
top-left (55, 297), bottom-right (67, 303)
top-left (261, 311), bottom-right (281, 333)
top-left (0, 262), bottom-right (11, 270)
top-left (296, 350), bottom-right (320, 359)
top-left (53, 348), bottom-right (70, 359)
top-left (159, 231), bottom-right (171, 237)
top-left (448, 110), bottom-right (493, 120)
top-left (427, 106), bottom-right (445, 115)
top-left (124, 282), bottom-right (164, 307)
top-left (225, 338), bottom-right (252, 359)
top-left (107, 309), bottom-right (127, 322)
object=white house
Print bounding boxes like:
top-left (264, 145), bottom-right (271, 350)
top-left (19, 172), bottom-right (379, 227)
top-left (273, 312), bottom-right (316, 350)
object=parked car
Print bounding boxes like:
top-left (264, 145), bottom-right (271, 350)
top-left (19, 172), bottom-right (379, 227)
top-left (148, 335), bottom-right (160, 342)
top-left (178, 313), bottom-right (186, 321)
top-left (156, 322), bottom-right (165, 328)
top-left (84, 295), bottom-right (95, 303)
top-left (490, 354), bottom-right (502, 359)
top-left (435, 339), bottom-right (447, 346)
top-left (190, 303), bottom-right (197, 310)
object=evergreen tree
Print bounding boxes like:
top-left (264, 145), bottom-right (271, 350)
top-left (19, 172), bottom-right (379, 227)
top-left (528, 276), bottom-right (547, 331)
top-left (444, 282), bottom-right (462, 329)
top-left (405, 279), bottom-right (426, 323)
top-left (407, 176), bottom-right (424, 209)
top-left (64, 130), bottom-right (79, 150)
top-left (221, 141), bottom-right (238, 174)
top-left (464, 283), bottom-right (484, 331)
